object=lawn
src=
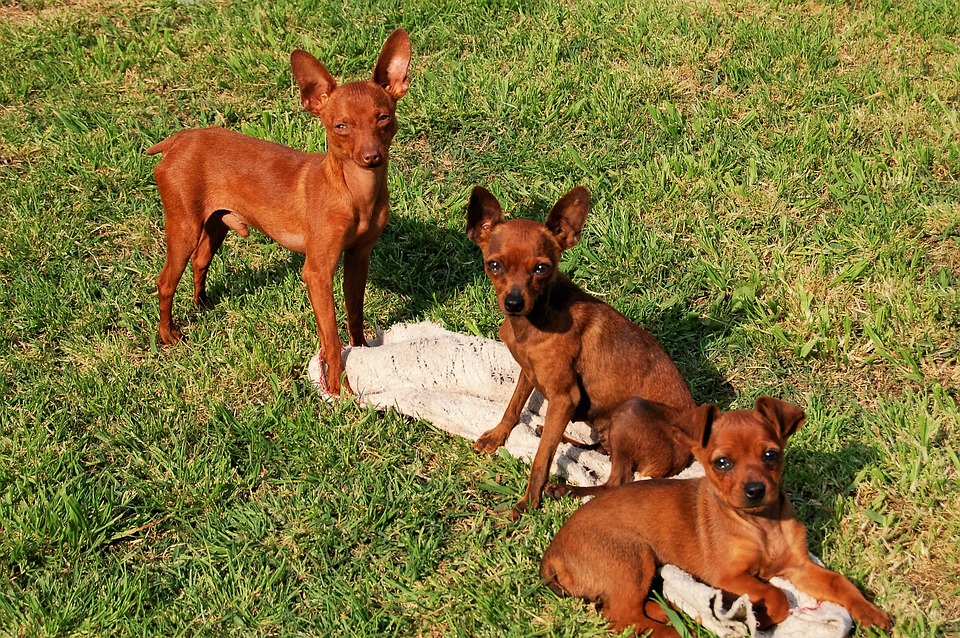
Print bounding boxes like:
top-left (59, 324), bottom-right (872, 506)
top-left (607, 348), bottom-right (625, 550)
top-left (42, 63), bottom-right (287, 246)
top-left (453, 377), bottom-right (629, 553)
top-left (0, 0), bottom-right (957, 635)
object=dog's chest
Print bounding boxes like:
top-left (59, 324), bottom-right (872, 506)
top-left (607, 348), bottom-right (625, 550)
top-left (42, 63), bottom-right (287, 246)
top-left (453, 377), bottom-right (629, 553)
top-left (503, 324), bottom-right (583, 395)
top-left (747, 526), bottom-right (797, 580)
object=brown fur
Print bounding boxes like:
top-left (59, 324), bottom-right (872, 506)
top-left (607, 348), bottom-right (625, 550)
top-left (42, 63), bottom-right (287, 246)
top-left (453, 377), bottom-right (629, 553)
top-left (539, 397), bottom-right (892, 636)
top-left (147, 30), bottom-right (411, 395)
top-left (466, 186), bottom-right (695, 519)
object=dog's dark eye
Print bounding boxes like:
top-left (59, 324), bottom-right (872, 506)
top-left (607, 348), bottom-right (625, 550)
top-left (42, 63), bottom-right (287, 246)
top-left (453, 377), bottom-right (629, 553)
top-left (533, 263), bottom-right (552, 276)
top-left (335, 123), bottom-right (347, 131)
top-left (377, 114), bottom-right (391, 123)
top-left (763, 450), bottom-right (781, 464)
top-left (712, 457), bottom-right (733, 471)
top-left (487, 260), bottom-right (503, 275)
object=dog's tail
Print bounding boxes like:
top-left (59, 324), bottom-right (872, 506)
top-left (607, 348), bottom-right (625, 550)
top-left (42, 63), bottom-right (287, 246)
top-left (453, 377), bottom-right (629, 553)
top-left (563, 437), bottom-right (602, 451)
top-left (535, 425), bottom-right (602, 451)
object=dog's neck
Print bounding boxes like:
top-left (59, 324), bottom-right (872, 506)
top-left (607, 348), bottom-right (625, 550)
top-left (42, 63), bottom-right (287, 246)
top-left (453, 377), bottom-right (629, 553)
top-left (328, 154), bottom-right (388, 211)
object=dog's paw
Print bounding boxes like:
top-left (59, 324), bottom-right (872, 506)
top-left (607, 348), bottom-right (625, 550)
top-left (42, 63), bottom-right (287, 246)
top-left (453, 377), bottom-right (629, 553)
top-left (474, 428), bottom-right (507, 453)
top-left (851, 601), bottom-right (892, 631)
top-left (756, 589), bottom-right (791, 627)
top-left (544, 483), bottom-right (571, 499)
top-left (508, 500), bottom-right (529, 521)
top-left (159, 327), bottom-right (182, 345)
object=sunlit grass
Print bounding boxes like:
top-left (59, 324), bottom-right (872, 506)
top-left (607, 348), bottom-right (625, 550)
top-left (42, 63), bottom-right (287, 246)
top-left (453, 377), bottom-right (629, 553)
top-left (0, 0), bottom-right (957, 635)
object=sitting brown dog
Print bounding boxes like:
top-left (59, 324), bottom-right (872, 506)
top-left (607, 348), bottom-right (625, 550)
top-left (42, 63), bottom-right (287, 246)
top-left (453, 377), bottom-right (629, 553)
top-left (467, 185), bottom-right (696, 518)
top-left (539, 397), bottom-right (892, 637)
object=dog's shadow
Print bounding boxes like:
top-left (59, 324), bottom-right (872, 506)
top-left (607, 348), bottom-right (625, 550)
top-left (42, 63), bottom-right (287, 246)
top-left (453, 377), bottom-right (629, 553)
top-left (638, 305), bottom-right (739, 410)
top-left (366, 214), bottom-right (476, 326)
top-left (784, 442), bottom-right (881, 556)
top-left (205, 240), bottom-right (306, 304)
top-left (197, 214), bottom-right (474, 326)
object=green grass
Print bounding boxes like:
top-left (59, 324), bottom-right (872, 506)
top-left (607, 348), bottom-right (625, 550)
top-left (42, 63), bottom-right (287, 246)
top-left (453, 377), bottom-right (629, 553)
top-left (0, 0), bottom-right (957, 635)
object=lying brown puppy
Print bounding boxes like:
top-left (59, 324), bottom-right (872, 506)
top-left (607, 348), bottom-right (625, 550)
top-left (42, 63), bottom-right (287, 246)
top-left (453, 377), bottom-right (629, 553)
top-left (540, 397), bottom-right (891, 636)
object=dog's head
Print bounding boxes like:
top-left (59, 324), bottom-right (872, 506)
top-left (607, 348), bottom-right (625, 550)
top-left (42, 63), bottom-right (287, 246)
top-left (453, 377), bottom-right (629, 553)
top-left (466, 186), bottom-right (589, 316)
top-left (674, 397), bottom-right (805, 512)
top-left (291, 29), bottom-right (411, 169)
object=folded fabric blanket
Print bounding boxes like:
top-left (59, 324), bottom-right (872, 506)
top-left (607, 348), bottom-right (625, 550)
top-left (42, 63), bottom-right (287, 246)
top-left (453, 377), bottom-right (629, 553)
top-left (307, 321), bottom-right (853, 637)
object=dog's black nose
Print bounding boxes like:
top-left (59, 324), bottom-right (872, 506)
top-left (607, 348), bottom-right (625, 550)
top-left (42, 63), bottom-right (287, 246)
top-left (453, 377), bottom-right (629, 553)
top-left (503, 292), bottom-right (525, 314)
top-left (744, 482), bottom-right (766, 501)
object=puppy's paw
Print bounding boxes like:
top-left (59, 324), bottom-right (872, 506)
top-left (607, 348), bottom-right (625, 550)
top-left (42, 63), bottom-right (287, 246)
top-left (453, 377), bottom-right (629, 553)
top-left (756, 589), bottom-right (790, 627)
top-left (509, 500), bottom-right (529, 521)
top-left (851, 601), bottom-right (892, 631)
top-left (159, 327), bottom-right (182, 345)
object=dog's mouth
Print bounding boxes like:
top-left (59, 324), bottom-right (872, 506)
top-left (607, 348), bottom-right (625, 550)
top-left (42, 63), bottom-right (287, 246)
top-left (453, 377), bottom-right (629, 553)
top-left (735, 493), bottom-right (780, 513)
top-left (737, 502), bottom-right (774, 514)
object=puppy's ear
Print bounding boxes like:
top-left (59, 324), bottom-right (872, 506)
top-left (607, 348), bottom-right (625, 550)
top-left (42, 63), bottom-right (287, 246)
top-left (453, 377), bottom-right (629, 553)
top-left (373, 28), bottom-right (411, 100)
top-left (466, 186), bottom-right (504, 246)
top-left (545, 186), bottom-right (590, 250)
top-left (291, 50), bottom-right (337, 116)
top-left (673, 404), bottom-right (719, 451)
top-left (755, 396), bottom-right (806, 440)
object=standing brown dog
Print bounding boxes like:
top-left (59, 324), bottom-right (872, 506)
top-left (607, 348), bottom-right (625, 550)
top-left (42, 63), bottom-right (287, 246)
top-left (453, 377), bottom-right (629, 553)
top-left (466, 186), bottom-right (696, 518)
top-left (539, 397), bottom-right (892, 637)
top-left (147, 29), bottom-right (411, 395)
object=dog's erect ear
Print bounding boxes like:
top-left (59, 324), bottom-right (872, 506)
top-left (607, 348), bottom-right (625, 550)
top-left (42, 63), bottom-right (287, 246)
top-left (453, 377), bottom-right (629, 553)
top-left (466, 186), bottom-right (504, 246)
top-left (545, 186), bottom-right (590, 250)
top-left (755, 396), bottom-right (806, 440)
top-left (291, 50), bottom-right (338, 116)
top-left (673, 404), bottom-right (720, 451)
top-left (373, 28), bottom-right (411, 100)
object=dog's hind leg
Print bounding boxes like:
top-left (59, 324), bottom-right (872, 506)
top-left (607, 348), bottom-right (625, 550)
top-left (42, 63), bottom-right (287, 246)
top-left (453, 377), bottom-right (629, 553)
top-left (191, 214), bottom-right (230, 308)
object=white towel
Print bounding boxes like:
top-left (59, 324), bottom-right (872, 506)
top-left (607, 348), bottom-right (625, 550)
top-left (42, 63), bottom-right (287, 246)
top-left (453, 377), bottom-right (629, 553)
top-left (308, 321), bottom-right (854, 638)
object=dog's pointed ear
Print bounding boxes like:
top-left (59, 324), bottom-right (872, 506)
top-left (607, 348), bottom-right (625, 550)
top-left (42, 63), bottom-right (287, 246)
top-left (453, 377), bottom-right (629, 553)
top-left (755, 396), bottom-right (806, 440)
top-left (545, 186), bottom-right (590, 250)
top-left (373, 28), bottom-right (411, 100)
top-left (466, 186), bottom-right (504, 246)
top-left (673, 404), bottom-right (719, 451)
top-left (291, 50), bottom-right (337, 116)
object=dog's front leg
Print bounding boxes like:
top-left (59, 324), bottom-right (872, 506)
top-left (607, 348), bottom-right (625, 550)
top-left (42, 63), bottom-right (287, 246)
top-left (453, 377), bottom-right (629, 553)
top-left (784, 561), bottom-right (891, 630)
top-left (343, 241), bottom-right (376, 347)
top-left (303, 248), bottom-right (350, 395)
top-left (474, 372), bottom-right (534, 453)
top-left (717, 572), bottom-right (791, 627)
top-left (513, 394), bottom-right (577, 519)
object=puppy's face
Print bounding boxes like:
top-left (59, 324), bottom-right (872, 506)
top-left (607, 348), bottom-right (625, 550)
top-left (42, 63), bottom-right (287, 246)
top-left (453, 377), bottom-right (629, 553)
top-left (675, 398), bottom-right (805, 512)
top-left (321, 83), bottom-right (399, 169)
top-left (699, 411), bottom-right (787, 511)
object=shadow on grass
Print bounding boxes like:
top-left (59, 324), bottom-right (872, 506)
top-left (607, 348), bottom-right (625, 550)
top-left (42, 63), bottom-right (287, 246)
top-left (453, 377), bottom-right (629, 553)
top-left (785, 442), bottom-right (881, 556)
top-left (646, 306), bottom-right (739, 411)
top-left (203, 250), bottom-right (307, 307)
top-left (367, 213), bottom-right (476, 326)
top-left (193, 212), bottom-right (474, 326)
